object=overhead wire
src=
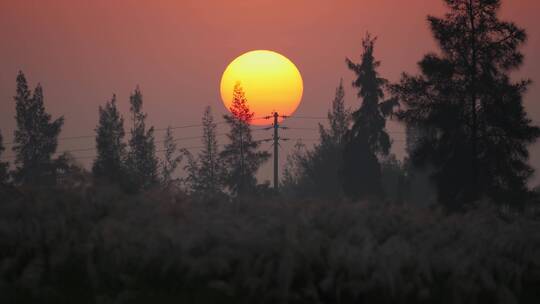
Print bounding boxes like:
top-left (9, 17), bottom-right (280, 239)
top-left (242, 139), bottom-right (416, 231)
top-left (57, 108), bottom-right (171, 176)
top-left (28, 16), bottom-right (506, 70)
top-left (3, 121), bottom-right (230, 146)
top-left (0, 113), bottom-right (412, 162)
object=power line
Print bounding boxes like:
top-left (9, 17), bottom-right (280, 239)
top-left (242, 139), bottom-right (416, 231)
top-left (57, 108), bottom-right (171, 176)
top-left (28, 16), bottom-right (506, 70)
top-left (154, 121), bottom-right (228, 132)
top-left (283, 127), bottom-right (319, 131)
top-left (0, 133), bottom-right (278, 161)
top-left (2, 114), bottom-right (409, 146)
top-left (252, 128), bottom-right (272, 132)
top-left (0, 112), bottom-right (413, 163)
top-left (282, 125), bottom-right (407, 135)
top-left (288, 116), bottom-right (327, 120)
top-left (285, 138), bottom-right (320, 142)
top-left (0, 134), bottom-right (229, 161)
top-left (254, 115), bottom-right (328, 121)
top-left (3, 121), bottom-right (229, 146)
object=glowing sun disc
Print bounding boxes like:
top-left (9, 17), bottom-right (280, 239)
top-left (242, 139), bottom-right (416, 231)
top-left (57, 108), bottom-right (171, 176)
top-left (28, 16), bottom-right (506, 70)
top-left (220, 50), bottom-right (304, 125)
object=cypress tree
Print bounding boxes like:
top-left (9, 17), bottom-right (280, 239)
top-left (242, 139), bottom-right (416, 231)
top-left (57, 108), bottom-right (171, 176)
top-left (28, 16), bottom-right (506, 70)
top-left (393, 0), bottom-right (540, 208)
top-left (12, 72), bottom-right (64, 185)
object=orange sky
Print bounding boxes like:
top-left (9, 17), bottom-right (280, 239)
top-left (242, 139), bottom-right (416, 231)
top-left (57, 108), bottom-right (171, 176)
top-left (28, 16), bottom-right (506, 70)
top-left (1, 0), bottom-right (539, 184)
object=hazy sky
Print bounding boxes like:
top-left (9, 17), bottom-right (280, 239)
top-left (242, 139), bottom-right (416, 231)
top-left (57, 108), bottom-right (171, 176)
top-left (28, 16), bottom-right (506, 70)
top-left (1, 0), bottom-right (539, 185)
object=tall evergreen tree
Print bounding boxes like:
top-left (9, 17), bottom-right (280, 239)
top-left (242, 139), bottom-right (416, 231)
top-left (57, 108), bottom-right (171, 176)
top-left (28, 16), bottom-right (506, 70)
top-left (0, 130), bottom-right (9, 184)
top-left (220, 83), bottom-right (270, 196)
top-left (342, 34), bottom-right (397, 200)
top-left (92, 94), bottom-right (127, 183)
top-left (184, 106), bottom-right (225, 198)
top-left (320, 79), bottom-right (349, 146)
top-left (126, 87), bottom-right (159, 191)
top-left (12, 72), bottom-right (64, 185)
top-left (393, 0), bottom-right (539, 208)
top-left (282, 80), bottom-right (350, 199)
top-left (160, 126), bottom-right (182, 187)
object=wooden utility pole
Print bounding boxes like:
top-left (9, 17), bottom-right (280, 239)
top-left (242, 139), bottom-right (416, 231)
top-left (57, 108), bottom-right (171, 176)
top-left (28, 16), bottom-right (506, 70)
top-left (273, 112), bottom-right (279, 191)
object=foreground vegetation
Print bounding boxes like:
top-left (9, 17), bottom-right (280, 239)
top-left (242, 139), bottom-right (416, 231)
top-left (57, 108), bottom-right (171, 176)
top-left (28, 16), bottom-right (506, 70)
top-left (1, 185), bottom-right (539, 304)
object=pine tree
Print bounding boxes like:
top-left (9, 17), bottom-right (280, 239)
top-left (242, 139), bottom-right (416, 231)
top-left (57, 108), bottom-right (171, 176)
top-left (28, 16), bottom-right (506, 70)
top-left (220, 83), bottom-right (270, 196)
top-left (184, 106), bottom-right (225, 198)
top-left (283, 80), bottom-right (350, 199)
top-left (393, 0), bottom-right (540, 209)
top-left (12, 72), bottom-right (64, 185)
top-left (126, 87), bottom-right (159, 191)
top-left (92, 94), bottom-right (127, 183)
top-left (321, 79), bottom-right (349, 145)
top-left (0, 130), bottom-right (9, 184)
top-left (342, 33), bottom-right (397, 200)
top-left (160, 126), bottom-right (182, 187)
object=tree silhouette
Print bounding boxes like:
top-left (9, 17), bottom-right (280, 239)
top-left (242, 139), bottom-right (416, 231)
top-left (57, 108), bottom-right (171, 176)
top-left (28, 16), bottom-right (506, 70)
top-left (402, 125), bottom-right (438, 206)
top-left (92, 94), bottom-right (127, 183)
top-left (342, 33), bottom-right (398, 200)
top-left (160, 126), bottom-right (182, 187)
top-left (126, 87), bottom-right (159, 191)
top-left (321, 79), bottom-right (350, 146)
top-left (380, 154), bottom-right (407, 204)
top-left (220, 83), bottom-right (270, 196)
top-left (0, 130), bottom-right (8, 184)
top-left (281, 140), bottom-right (306, 194)
top-left (184, 106), bottom-right (225, 198)
top-left (282, 79), bottom-right (350, 199)
top-left (229, 82), bottom-right (253, 122)
top-left (12, 72), bottom-right (64, 185)
top-left (393, 0), bottom-right (540, 209)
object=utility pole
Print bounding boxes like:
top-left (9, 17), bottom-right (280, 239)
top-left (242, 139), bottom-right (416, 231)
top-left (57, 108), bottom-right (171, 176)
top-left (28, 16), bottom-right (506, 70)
top-left (273, 112), bottom-right (279, 191)
top-left (262, 112), bottom-right (289, 192)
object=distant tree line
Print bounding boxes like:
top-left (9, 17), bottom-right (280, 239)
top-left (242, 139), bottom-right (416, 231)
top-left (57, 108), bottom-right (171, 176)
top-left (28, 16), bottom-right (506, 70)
top-left (0, 74), bottom-right (270, 199)
top-left (0, 0), bottom-right (539, 210)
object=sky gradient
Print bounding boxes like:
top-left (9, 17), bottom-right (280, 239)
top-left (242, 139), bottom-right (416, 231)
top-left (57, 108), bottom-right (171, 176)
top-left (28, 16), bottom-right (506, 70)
top-left (1, 0), bottom-right (539, 184)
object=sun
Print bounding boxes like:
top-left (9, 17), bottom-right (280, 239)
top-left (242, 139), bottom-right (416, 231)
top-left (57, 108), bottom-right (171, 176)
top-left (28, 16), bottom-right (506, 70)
top-left (220, 50), bottom-right (303, 125)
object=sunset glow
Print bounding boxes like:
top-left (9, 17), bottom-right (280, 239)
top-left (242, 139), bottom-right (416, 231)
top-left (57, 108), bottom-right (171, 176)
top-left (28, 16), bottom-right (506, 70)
top-left (220, 50), bottom-right (303, 125)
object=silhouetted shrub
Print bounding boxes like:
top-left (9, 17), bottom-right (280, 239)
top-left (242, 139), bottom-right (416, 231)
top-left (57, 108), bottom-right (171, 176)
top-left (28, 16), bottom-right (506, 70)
top-left (0, 186), bottom-right (539, 303)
